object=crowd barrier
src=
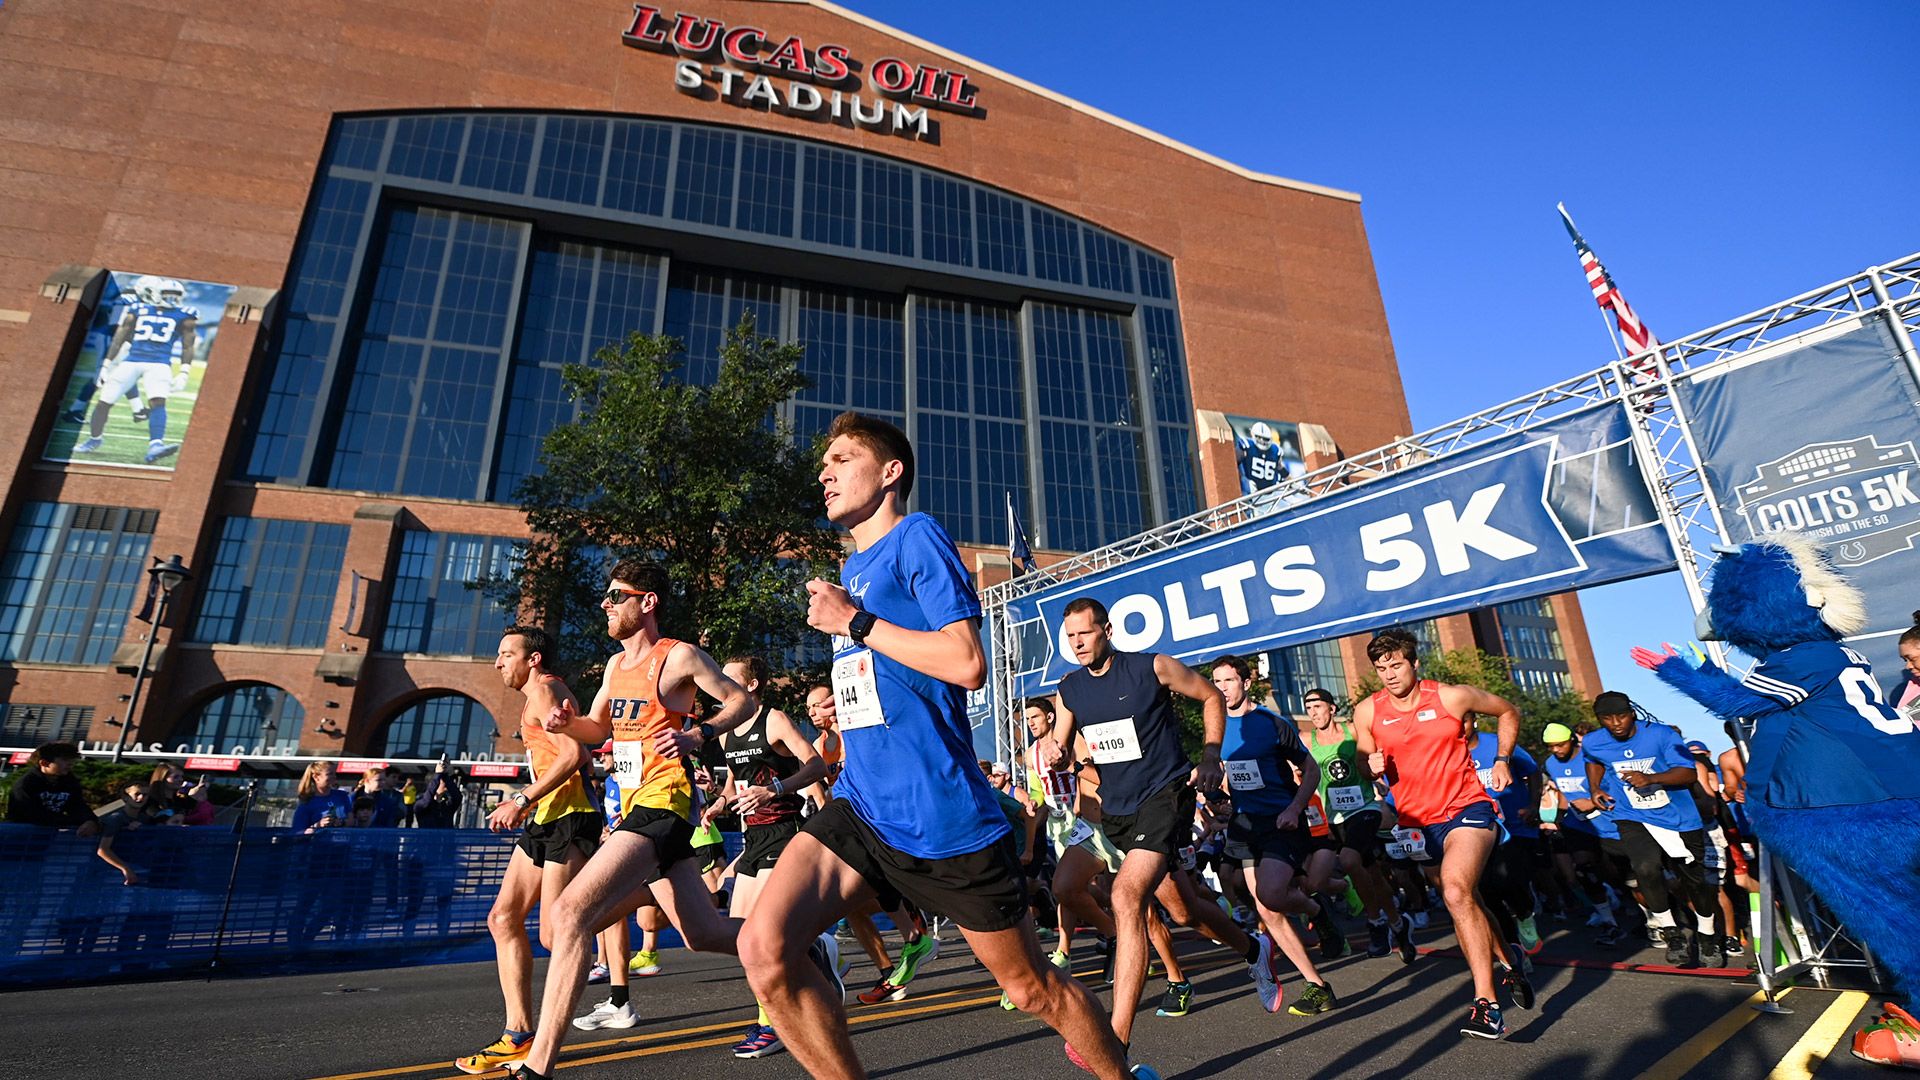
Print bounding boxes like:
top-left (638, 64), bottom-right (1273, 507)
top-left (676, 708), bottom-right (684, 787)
top-left (0, 822), bottom-right (743, 988)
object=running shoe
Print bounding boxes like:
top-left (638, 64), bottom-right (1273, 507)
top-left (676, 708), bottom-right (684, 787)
top-left (1460, 997), bottom-right (1507, 1040)
top-left (808, 931), bottom-right (846, 1005)
top-left (1288, 980), bottom-right (1336, 1017)
top-left (1660, 927), bottom-right (1690, 967)
top-left (1000, 989), bottom-right (1018, 1011)
top-left (1650, 925), bottom-right (1666, 948)
top-left (1852, 1002), bottom-right (1920, 1069)
top-left (1723, 936), bottom-right (1747, 958)
top-left (1155, 980), bottom-right (1193, 1017)
top-left (1695, 932), bottom-right (1726, 971)
top-left (453, 1034), bottom-right (531, 1075)
top-left (629, 949), bottom-right (662, 975)
top-left (572, 999), bottom-right (640, 1030)
top-left (1393, 912), bottom-right (1418, 964)
top-left (732, 1025), bottom-right (785, 1059)
top-left (1048, 949), bottom-right (1071, 971)
top-left (1130, 1068), bottom-right (1163, 1079)
top-left (1501, 943), bottom-right (1536, 1011)
top-left (586, 962), bottom-right (610, 984)
top-left (1594, 923), bottom-right (1624, 948)
top-left (1246, 931), bottom-right (1284, 1013)
top-left (1516, 915), bottom-right (1542, 955)
top-left (504, 1066), bottom-right (550, 1080)
top-left (75, 436), bottom-right (103, 453)
top-left (1366, 918), bottom-right (1392, 958)
top-left (857, 972), bottom-right (907, 1005)
top-left (1313, 907), bottom-right (1349, 959)
top-left (1343, 883), bottom-right (1365, 917)
top-left (892, 933), bottom-right (936, 987)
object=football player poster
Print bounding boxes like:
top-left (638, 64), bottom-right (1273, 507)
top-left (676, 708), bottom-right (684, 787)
top-left (1224, 413), bottom-right (1304, 495)
top-left (43, 272), bottom-right (237, 471)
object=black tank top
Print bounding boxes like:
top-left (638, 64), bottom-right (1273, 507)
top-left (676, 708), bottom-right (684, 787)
top-left (722, 705), bottom-right (804, 827)
top-left (1057, 650), bottom-right (1190, 816)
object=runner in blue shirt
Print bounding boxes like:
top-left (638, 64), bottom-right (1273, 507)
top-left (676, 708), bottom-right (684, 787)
top-left (738, 412), bottom-right (1159, 1080)
top-left (1537, 724), bottom-right (1625, 946)
top-left (1470, 732), bottom-right (1544, 958)
top-left (1576, 692), bottom-right (1723, 968)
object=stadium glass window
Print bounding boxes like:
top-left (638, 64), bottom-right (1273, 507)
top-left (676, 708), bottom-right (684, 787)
top-left (671, 127), bottom-right (737, 227)
top-left (920, 174), bottom-right (972, 267)
top-left (662, 264), bottom-right (783, 387)
top-left (1031, 207), bottom-right (1083, 285)
top-left (0, 503), bottom-right (155, 666)
top-left (910, 296), bottom-right (1028, 546)
top-left (460, 115), bottom-right (536, 194)
top-left (182, 684), bottom-right (305, 755)
top-left (192, 518), bottom-right (349, 648)
top-left (378, 693), bottom-right (498, 759)
top-left (1083, 229), bottom-right (1135, 294)
top-left (1136, 250), bottom-right (1174, 301)
top-left (800, 144), bottom-right (857, 248)
top-left (1031, 303), bottom-right (1147, 549)
top-left (1141, 305), bottom-right (1200, 519)
top-left (736, 135), bottom-right (796, 238)
top-left (1266, 639), bottom-right (1350, 716)
top-left (381, 531), bottom-right (521, 657)
top-left (388, 115), bottom-right (465, 183)
top-left (859, 157), bottom-right (914, 257)
top-left (0, 703), bottom-right (93, 745)
top-left (1406, 619), bottom-right (1443, 659)
top-left (534, 116), bottom-right (608, 204)
top-left (326, 116), bottom-right (386, 172)
top-left (325, 206), bottom-right (527, 500)
top-left (603, 120), bottom-right (673, 216)
top-left (974, 188), bottom-right (1028, 276)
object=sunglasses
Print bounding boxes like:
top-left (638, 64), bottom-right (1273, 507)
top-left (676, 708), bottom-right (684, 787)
top-left (602, 588), bottom-right (650, 606)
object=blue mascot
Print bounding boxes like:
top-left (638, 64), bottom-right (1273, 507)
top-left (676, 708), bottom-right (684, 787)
top-left (1633, 531), bottom-right (1920, 1068)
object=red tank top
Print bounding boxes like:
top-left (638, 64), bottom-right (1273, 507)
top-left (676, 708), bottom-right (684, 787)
top-left (1369, 680), bottom-right (1490, 827)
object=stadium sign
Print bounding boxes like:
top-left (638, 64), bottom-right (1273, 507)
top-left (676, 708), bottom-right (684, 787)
top-left (1733, 435), bottom-right (1920, 566)
top-left (621, 5), bottom-right (982, 141)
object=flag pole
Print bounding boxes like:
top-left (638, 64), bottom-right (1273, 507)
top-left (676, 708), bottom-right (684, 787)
top-left (1558, 202), bottom-right (1631, 363)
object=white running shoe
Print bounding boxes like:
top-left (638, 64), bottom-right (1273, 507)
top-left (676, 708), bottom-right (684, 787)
top-left (1246, 932), bottom-right (1283, 1014)
top-left (573, 999), bottom-right (640, 1030)
top-left (809, 931), bottom-right (846, 1005)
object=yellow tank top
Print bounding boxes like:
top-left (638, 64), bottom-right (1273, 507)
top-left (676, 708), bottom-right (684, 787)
top-left (606, 638), bottom-right (695, 820)
top-left (524, 672), bottom-right (597, 824)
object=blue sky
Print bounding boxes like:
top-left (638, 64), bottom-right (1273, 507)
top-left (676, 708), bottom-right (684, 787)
top-left (852, 0), bottom-right (1920, 747)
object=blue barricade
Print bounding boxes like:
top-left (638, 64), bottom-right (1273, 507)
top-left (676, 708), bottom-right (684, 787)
top-left (0, 823), bottom-right (745, 987)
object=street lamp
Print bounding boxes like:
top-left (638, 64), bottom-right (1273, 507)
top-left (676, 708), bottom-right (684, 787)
top-left (113, 554), bottom-right (193, 763)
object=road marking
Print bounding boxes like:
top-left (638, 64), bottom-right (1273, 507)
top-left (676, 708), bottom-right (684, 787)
top-left (1767, 990), bottom-right (1870, 1080)
top-left (1635, 987), bottom-right (1790, 1080)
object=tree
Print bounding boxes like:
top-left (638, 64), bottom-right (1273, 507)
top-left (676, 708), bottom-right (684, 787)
top-left (491, 316), bottom-right (844, 687)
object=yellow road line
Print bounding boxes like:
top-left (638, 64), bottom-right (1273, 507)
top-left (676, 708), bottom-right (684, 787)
top-left (1766, 990), bottom-right (1870, 1080)
top-left (1635, 987), bottom-right (1790, 1080)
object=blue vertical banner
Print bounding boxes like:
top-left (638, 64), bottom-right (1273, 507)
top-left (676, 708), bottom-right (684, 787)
top-left (1676, 318), bottom-right (1920, 681)
top-left (1005, 405), bottom-right (1674, 693)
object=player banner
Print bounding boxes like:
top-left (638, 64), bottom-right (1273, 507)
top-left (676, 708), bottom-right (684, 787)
top-left (1225, 414), bottom-right (1305, 495)
top-left (43, 271), bottom-right (237, 472)
top-left (1675, 318), bottom-right (1920, 681)
top-left (1005, 404), bottom-right (1673, 692)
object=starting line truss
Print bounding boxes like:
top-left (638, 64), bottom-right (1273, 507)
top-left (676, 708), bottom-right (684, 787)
top-left (983, 250), bottom-right (1920, 1006)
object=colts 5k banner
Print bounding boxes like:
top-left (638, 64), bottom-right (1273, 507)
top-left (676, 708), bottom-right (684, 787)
top-left (1006, 405), bottom-right (1674, 693)
top-left (1676, 318), bottom-right (1920, 685)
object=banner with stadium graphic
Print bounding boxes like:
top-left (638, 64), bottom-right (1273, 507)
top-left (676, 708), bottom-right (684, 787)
top-left (1675, 318), bottom-right (1920, 682)
top-left (43, 271), bottom-right (237, 472)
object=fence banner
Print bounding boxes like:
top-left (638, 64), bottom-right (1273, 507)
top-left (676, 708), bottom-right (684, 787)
top-left (1006, 404), bottom-right (1673, 693)
top-left (1675, 318), bottom-right (1920, 683)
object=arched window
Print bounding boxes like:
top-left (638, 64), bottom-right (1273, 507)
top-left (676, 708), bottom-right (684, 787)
top-left (183, 684), bottom-right (305, 754)
top-left (378, 693), bottom-right (497, 759)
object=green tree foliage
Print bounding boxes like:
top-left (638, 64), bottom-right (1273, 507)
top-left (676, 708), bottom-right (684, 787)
top-left (1352, 646), bottom-right (1594, 756)
top-left (492, 316), bottom-right (844, 686)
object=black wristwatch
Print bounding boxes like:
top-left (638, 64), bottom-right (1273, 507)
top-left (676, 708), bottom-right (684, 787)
top-left (848, 610), bottom-right (878, 645)
top-left (1494, 754), bottom-right (1512, 764)
top-left (697, 722), bottom-right (717, 744)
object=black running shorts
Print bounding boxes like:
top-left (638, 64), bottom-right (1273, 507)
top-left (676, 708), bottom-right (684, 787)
top-left (516, 809), bottom-right (602, 867)
top-left (737, 818), bottom-right (802, 877)
top-left (805, 798), bottom-right (1026, 932)
top-left (1222, 811), bottom-right (1317, 872)
top-left (1099, 776), bottom-right (1195, 858)
top-left (1327, 808), bottom-right (1386, 865)
top-left (614, 805), bottom-right (696, 884)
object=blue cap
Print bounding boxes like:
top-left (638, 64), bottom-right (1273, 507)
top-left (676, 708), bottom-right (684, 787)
top-left (1684, 740), bottom-right (1711, 756)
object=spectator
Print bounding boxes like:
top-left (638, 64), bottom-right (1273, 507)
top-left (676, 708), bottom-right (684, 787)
top-left (355, 767), bottom-right (403, 827)
top-left (6, 742), bottom-right (98, 834)
top-left (401, 776), bottom-right (419, 828)
top-left (94, 780), bottom-right (151, 885)
top-left (148, 763), bottom-right (215, 825)
top-left (416, 760), bottom-right (464, 829)
top-left (291, 762), bottom-right (354, 833)
top-left (348, 795), bottom-right (378, 828)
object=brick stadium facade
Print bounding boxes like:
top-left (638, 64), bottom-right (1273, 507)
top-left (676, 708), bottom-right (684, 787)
top-left (0, 0), bottom-right (1598, 768)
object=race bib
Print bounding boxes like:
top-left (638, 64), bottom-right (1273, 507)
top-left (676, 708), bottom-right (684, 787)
top-left (1613, 759), bottom-right (1670, 810)
top-left (612, 740), bottom-right (646, 783)
top-left (1082, 717), bottom-right (1143, 764)
top-left (831, 650), bottom-right (887, 730)
top-left (1328, 785), bottom-right (1366, 814)
top-left (1390, 825), bottom-right (1428, 860)
top-left (1064, 816), bottom-right (1095, 848)
top-left (1476, 767), bottom-right (1495, 789)
top-left (1224, 759), bottom-right (1265, 791)
top-left (1304, 801), bottom-right (1326, 828)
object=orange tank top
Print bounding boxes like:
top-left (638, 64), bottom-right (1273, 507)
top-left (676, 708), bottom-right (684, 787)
top-left (1369, 680), bottom-right (1490, 828)
top-left (606, 638), bottom-right (695, 820)
top-left (523, 672), bottom-right (596, 824)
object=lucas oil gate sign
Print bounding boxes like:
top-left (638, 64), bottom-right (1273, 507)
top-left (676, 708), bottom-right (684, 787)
top-left (621, 6), bottom-right (982, 141)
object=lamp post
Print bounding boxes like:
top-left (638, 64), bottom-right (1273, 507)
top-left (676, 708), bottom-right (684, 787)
top-left (113, 554), bottom-right (193, 763)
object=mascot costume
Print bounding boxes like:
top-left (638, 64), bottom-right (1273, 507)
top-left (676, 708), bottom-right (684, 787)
top-left (1632, 531), bottom-right (1920, 1069)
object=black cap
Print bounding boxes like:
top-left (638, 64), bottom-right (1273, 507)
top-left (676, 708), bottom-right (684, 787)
top-left (1303, 687), bottom-right (1336, 706)
top-left (1593, 691), bottom-right (1634, 716)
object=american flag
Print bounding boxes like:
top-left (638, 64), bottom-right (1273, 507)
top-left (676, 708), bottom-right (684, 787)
top-left (1558, 203), bottom-right (1660, 385)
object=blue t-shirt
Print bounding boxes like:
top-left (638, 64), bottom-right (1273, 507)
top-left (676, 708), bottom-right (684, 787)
top-left (1581, 720), bottom-right (1703, 832)
top-left (833, 513), bottom-right (1007, 859)
top-left (291, 789), bottom-right (355, 831)
top-left (1739, 641), bottom-right (1920, 809)
top-left (123, 302), bottom-right (197, 364)
top-left (1540, 747), bottom-right (1619, 839)
top-left (1220, 706), bottom-right (1309, 816)
top-left (1470, 732), bottom-right (1538, 838)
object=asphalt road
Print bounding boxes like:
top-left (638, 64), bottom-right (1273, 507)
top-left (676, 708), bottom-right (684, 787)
top-left (7, 919), bottom-right (1893, 1079)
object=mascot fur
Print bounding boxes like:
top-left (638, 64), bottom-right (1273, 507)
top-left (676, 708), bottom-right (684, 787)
top-left (1633, 531), bottom-right (1920, 1067)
